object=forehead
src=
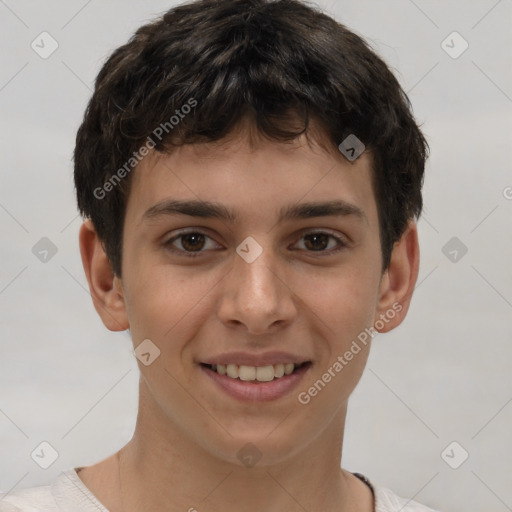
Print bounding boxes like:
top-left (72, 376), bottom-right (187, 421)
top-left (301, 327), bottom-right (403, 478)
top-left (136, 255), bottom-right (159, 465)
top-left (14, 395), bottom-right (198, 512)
top-left (124, 128), bottom-right (378, 228)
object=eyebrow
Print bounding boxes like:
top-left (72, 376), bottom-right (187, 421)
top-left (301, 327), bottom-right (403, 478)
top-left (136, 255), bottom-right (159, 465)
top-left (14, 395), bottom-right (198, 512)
top-left (142, 198), bottom-right (366, 223)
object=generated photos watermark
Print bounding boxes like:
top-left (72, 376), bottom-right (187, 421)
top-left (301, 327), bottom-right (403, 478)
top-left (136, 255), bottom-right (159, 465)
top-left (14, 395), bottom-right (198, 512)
top-left (297, 301), bottom-right (403, 405)
top-left (93, 97), bottom-right (198, 200)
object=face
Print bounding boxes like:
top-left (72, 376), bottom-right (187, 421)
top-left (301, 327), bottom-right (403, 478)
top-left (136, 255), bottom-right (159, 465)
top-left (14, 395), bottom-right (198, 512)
top-left (101, 125), bottom-right (408, 468)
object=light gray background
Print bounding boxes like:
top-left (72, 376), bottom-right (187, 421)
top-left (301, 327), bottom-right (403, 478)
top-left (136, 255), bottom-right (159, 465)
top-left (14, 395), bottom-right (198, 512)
top-left (0, 1), bottom-right (511, 511)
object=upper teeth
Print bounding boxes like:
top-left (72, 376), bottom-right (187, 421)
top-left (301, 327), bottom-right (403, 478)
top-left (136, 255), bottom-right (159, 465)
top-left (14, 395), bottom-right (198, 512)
top-left (212, 363), bottom-right (298, 382)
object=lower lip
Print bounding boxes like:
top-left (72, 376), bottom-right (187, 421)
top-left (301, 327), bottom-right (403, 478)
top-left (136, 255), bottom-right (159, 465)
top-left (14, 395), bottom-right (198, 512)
top-left (199, 363), bottom-right (312, 402)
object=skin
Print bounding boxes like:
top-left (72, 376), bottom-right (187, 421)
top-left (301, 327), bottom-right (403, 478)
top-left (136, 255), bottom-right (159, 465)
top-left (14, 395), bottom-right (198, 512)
top-left (78, 119), bottom-right (419, 512)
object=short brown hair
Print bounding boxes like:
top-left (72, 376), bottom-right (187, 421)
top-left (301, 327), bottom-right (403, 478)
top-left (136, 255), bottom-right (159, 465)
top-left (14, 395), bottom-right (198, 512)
top-left (74, 0), bottom-right (428, 277)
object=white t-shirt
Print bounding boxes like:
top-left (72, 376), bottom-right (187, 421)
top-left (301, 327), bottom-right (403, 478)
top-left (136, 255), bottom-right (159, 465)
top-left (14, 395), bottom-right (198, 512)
top-left (0, 468), bottom-right (440, 512)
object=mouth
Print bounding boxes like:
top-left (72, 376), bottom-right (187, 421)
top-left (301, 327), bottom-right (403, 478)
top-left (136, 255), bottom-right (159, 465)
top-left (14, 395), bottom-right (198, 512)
top-left (199, 361), bottom-right (313, 402)
top-left (200, 361), bottom-right (312, 382)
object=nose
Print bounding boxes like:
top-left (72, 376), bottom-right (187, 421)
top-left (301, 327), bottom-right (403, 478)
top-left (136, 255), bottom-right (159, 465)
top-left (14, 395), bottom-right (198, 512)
top-left (217, 245), bottom-right (298, 335)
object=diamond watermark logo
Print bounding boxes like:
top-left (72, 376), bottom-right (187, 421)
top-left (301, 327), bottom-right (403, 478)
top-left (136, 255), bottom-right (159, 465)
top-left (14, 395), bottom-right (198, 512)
top-left (338, 134), bottom-right (365, 162)
top-left (31, 31), bottom-right (59, 59)
top-left (31, 441), bottom-right (59, 469)
top-left (442, 237), bottom-right (468, 263)
top-left (134, 339), bottom-right (161, 366)
top-left (236, 236), bottom-right (263, 263)
top-left (237, 442), bottom-right (262, 468)
top-left (32, 237), bottom-right (58, 263)
top-left (441, 31), bottom-right (468, 59)
top-left (441, 441), bottom-right (469, 469)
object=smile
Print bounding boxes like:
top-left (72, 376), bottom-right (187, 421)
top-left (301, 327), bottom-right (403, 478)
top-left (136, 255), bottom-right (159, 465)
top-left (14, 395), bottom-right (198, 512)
top-left (199, 361), bottom-right (312, 402)
top-left (201, 362), bottom-right (310, 382)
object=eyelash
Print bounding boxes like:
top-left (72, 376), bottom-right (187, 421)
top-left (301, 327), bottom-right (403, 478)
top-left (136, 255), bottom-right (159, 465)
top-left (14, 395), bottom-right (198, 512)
top-left (163, 229), bottom-right (348, 258)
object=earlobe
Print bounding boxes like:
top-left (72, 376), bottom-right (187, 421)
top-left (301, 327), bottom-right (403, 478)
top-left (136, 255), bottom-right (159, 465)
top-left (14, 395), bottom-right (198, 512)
top-left (79, 219), bottom-right (129, 332)
top-left (375, 220), bottom-right (420, 333)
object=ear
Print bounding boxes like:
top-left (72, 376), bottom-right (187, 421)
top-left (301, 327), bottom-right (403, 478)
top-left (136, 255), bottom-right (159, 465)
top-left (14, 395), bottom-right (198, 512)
top-left (374, 220), bottom-right (420, 333)
top-left (79, 219), bottom-right (129, 331)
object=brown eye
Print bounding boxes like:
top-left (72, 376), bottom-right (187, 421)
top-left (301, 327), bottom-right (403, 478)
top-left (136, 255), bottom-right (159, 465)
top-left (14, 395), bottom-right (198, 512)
top-left (293, 231), bottom-right (347, 255)
top-left (179, 233), bottom-right (206, 252)
top-left (164, 230), bottom-right (220, 257)
top-left (303, 233), bottom-right (330, 251)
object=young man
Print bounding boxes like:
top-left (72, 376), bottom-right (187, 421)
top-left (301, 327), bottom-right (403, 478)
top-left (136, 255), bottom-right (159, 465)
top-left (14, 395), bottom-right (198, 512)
top-left (0, 0), bottom-right (439, 510)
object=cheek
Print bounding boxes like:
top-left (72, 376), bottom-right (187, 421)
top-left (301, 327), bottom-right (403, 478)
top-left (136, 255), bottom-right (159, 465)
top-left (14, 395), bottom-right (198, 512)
top-left (123, 261), bottom-right (219, 346)
top-left (297, 263), bottom-right (381, 342)
top-left (294, 269), bottom-right (378, 413)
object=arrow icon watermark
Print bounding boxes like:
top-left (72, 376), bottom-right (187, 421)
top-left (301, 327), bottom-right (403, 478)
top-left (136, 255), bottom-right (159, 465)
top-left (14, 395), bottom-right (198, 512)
top-left (32, 237), bottom-right (58, 263)
top-left (338, 134), bottom-right (365, 162)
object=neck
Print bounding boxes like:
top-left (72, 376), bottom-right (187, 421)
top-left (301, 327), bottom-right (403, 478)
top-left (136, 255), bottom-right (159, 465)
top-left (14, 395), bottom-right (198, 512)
top-left (113, 380), bottom-right (370, 512)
